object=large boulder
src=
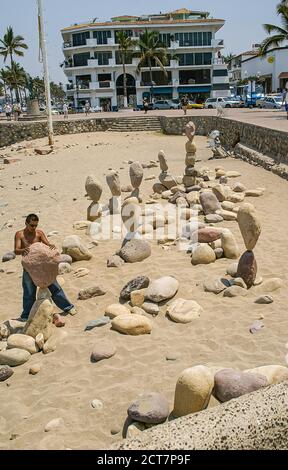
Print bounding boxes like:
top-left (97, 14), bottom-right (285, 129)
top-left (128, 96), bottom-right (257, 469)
top-left (199, 192), bottom-right (221, 215)
top-left (24, 291), bottom-right (54, 341)
top-left (237, 251), bottom-right (257, 289)
top-left (167, 299), bottom-right (202, 323)
top-left (237, 203), bottom-right (261, 251)
top-left (145, 276), bottom-right (179, 303)
top-left (62, 235), bottom-right (92, 261)
top-left (173, 366), bottom-right (214, 417)
top-left (21, 242), bottom-right (60, 288)
top-left (7, 334), bottom-right (39, 354)
top-left (130, 162), bottom-right (143, 189)
top-left (119, 239), bottom-right (151, 263)
top-left (221, 229), bottom-right (239, 259)
top-left (111, 314), bottom-right (152, 335)
top-left (213, 369), bottom-right (268, 403)
top-left (128, 393), bottom-right (169, 424)
top-left (85, 175), bottom-right (102, 202)
top-left (120, 276), bottom-right (150, 301)
top-left (106, 171), bottom-right (121, 196)
top-left (0, 348), bottom-right (31, 367)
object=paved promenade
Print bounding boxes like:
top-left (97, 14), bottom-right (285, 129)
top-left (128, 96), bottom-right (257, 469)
top-left (1, 107), bottom-right (288, 133)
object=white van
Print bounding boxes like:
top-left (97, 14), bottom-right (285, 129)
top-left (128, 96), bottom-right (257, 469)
top-left (205, 97), bottom-right (241, 109)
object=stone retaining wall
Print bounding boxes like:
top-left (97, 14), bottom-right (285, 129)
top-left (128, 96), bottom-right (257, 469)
top-left (1, 116), bottom-right (288, 166)
top-left (113, 381), bottom-right (288, 450)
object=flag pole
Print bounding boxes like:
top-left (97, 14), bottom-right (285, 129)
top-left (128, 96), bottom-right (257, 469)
top-left (37, 0), bottom-right (54, 145)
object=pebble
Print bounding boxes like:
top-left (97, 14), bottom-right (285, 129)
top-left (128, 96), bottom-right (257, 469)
top-left (91, 399), bottom-right (104, 410)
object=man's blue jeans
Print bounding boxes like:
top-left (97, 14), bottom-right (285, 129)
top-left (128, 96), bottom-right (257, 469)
top-left (22, 270), bottom-right (74, 320)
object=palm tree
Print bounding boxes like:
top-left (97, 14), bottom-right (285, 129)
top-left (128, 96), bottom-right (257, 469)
top-left (0, 68), bottom-right (9, 102)
top-left (259, 1), bottom-right (288, 56)
top-left (4, 62), bottom-right (26, 103)
top-left (0, 26), bottom-right (28, 104)
top-left (135, 29), bottom-right (168, 101)
top-left (116, 31), bottom-right (133, 108)
top-left (0, 26), bottom-right (28, 64)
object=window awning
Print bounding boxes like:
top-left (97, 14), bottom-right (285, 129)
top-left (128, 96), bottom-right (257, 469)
top-left (278, 72), bottom-right (288, 79)
top-left (178, 86), bottom-right (211, 93)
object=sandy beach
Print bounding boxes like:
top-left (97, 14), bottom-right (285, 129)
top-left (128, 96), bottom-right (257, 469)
top-left (0, 130), bottom-right (287, 450)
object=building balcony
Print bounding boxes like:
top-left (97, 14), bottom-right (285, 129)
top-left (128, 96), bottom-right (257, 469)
top-left (169, 60), bottom-right (179, 68)
top-left (170, 40), bottom-right (180, 49)
top-left (86, 38), bottom-right (97, 47)
top-left (90, 81), bottom-right (115, 90)
top-left (211, 39), bottom-right (224, 48)
top-left (213, 57), bottom-right (226, 65)
top-left (88, 59), bottom-right (99, 67)
top-left (108, 58), bottom-right (116, 67)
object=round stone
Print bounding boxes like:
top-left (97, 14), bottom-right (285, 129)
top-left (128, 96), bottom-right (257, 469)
top-left (85, 175), bottom-right (102, 202)
top-left (0, 348), bottom-right (31, 367)
top-left (120, 276), bottom-right (150, 300)
top-left (213, 368), bottom-right (268, 403)
top-left (111, 314), bottom-right (152, 336)
top-left (191, 244), bottom-right (216, 266)
top-left (91, 342), bottom-right (116, 362)
top-left (128, 392), bottom-right (169, 424)
top-left (119, 239), bottom-right (151, 263)
top-left (105, 304), bottom-right (131, 319)
top-left (167, 298), bottom-right (202, 323)
top-left (146, 276), bottom-right (179, 303)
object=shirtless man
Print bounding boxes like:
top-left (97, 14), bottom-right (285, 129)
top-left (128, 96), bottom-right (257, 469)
top-left (14, 213), bottom-right (77, 321)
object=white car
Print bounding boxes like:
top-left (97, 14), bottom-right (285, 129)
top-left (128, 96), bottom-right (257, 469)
top-left (257, 95), bottom-right (283, 109)
top-left (205, 97), bottom-right (241, 109)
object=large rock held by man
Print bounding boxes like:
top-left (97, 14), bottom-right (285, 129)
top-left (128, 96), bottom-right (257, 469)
top-left (22, 242), bottom-right (61, 288)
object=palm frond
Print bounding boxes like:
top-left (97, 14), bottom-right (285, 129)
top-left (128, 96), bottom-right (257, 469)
top-left (258, 34), bottom-right (286, 55)
top-left (263, 23), bottom-right (288, 35)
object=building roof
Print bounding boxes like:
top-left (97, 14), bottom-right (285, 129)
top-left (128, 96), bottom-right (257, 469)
top-left (111, 15), bottom-right (138, 20)
top-left (170, 8), bottom-right (193, 14)
top-left (62, 18), bottom-right (224, 32)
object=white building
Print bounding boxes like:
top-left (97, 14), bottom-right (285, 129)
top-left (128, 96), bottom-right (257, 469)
top-left (61, 8), bottom-right (229, 110)
top-left (241, 46), bottom-right (288, 93)
top-left (227, 48), bottom-right (259, 86)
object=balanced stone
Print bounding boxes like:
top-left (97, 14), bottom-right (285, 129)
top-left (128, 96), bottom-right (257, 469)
top-left (158, 150), bottom-right (168, 171)
top-left (128, 393), bottom-right (169, 424)
top-left (106, 171), bottom-right (121, 196)
top-left (167, 299), bottom-right (202, 323)
top-left (130, 162), bottom-right (143, 189)
top-left (153, 183), bottom-right (166, 194)
top-left (237, 203), bottom-right (261, 251)
top-left (146, 276), bottom-right (179, 303)
top-left (87, 202), bottom-right (102, 222)
top-left (173, 366), bottom-right (214, 417)
top-left (237, 251), bottom-right (257, 289)
top-left (185, 121), bottom-right (196, 141)
top-left (24, 296), bottom-right (54, 341)
top-left (111, 314), bottom-right (152, 335)
top-left (120, 276), bottom-right (150, 300)
top-left (85, 175), bottom-right (102, 202)
top-left (213, 368), bottom-right (268, 403)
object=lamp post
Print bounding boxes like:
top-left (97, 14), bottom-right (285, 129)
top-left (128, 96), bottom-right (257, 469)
top-left (75, 84), bottom-right (79, 112)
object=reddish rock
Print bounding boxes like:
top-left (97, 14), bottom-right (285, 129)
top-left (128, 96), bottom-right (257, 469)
top-left (53, 314), bottom-right (66, 328)
top-left (191, 228), bottom-right (222, 244)
top-left (237, 251), bottom-right (257, 289)
top-left (22, 242), bottom-right (61, 288)
top-left (213, 368), bottom-right (268, 403)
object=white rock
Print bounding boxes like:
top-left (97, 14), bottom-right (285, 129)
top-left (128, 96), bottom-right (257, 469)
top-left (145, 276), bottom-right (179, 303)
top-left (167, 299), bottom-right (202, 323)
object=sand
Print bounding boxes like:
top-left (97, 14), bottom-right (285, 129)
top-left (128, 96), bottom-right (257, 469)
top-left (0, 130), bottom-right (287, 450)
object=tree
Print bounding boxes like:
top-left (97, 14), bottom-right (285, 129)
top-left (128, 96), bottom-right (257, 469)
top-left (0, 68), bottom-right (9, 101)
top-left (135, 29), bottom-right (168, 101)
top-left (4, 62), bottom-right (26, 102)
top-left (50, 82), bottom-right (65, 104)
top-left (116, 31), bottom-right (133, 108)
top-left (223, 52), bottom-right (234, 64)
top-left (259, 1), bottom-right (288, 56)
top-left (0, 26), bottom-right (28, 103)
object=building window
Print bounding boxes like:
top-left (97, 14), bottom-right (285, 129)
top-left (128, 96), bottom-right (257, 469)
top-left (178, 53), bottom-right (212, 66)
top-left (213, 69), bottom-right (228, 77)
top-left (159, 33), bottom-right (171, 47)
top-left (72, 32), bottom-right (90, 47)
top-left (92, 30), bottom-right (112, 45)
top-left (175, 32), bottom-right (212, 47)
top-left (94, 51), bottom-right (112, 65)
top-left (73, 52), bottom-right (90, 66)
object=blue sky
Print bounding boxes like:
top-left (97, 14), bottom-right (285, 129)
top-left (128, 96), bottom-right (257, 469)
top-left (0, 0), bottom-right (280, 83)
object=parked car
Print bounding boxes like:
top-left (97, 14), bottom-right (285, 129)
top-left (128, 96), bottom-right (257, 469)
top-left (153, 99), bottom-right (180, 110)
top-left (204, 97), bottom-right (241, 109)
top-left (257, 95), bottom-right (283, 109)
top-left (90, 105), bottom-right (103, 113)
top-left (187, 101), bottom-right (204, 109)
